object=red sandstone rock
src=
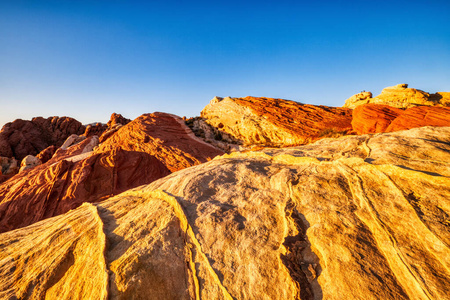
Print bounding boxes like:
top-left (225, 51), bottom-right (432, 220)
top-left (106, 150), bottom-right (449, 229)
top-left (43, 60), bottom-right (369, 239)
top-left (83, 113), bottom-right (131, 142)
top-left (201, 96), bottom-right (354, 147)
top-left (386, 106), bottom-right (450, 132)
top-left (84, 123), bottom-right (107, 137)
top-left (351, 104), bottom-right (450, 134)
top-left (351, 104), bottom-right (403, 134)
top-left (107, 112), bottom-right (131, 128)
top-left (0, 116), bottom-right (85, 160)
top-left (96, 112), bottom-right (224, 172)
top-left (36, 145), bottom-right (58, 163)
top-left (0, 112), bottom-right (223, 233)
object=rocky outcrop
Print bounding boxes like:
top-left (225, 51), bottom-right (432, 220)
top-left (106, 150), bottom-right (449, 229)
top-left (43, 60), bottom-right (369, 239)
top-left (19, 155), bottom-right (41, 173)
top-left (107, 112), bottom-right (131, 128)
top-left (0, 157), bottom-right (18, 175)
top-left (84, 122), bottom-right (107, 137)
top-left (84, 113), bottom-right (130, 141)
top-left (36, 145), bottom-right (58, 164)
top-left (386, 105), bottom-right (450, 132)
top-left (201, 96), bottom-right (353, 147)
top-left (352, 103), bottom-right (450, 134)
top-left (0, 116), bottom-right (85, 160)
top-left (0, 126), bottom-right (448, 299)
top-left (0, 112), bottom-right (223, 233)
top-left (344, 83), bottom-right (450, 109)
top-left (95, 112), bottom-right (224, 172)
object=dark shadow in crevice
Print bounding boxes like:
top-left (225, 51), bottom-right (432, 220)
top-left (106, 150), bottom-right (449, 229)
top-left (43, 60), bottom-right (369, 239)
top-left (395, 164), bottom-right (444, 177)
top-left (281, 200), bottom-right (323, 300)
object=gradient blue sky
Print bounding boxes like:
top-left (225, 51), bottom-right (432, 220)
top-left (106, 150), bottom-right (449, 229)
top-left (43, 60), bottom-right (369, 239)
top-left (1, 0), bottom-right (449, 127)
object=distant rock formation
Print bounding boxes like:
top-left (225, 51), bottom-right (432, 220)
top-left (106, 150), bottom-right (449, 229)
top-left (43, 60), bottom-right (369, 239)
top-left (107, 112), bottom-right (131, 128)
top-left (84, 113), bottom-right (131, 141)
top-left (36, 145), bottom-right (58, 164)
top-left (352, 103), bottom-right (450, 134)
top-left (95, 112), bottom-right (223, 172)
top-left (200, 96), bottom-right (353, 147)
top-left (344, 83), bottom-right (450, 109)
top-left (0, 126), bottom-right (448, 299)
top-left (0, 112), bottom-right (223, 233)
top-left (0, 116), bottom-right (85, 160)
top-left (84, 122), bottom-right (107, 137)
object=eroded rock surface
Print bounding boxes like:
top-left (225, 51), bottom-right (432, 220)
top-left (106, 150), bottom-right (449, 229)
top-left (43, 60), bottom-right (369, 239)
top-left (0, 112), bottom-right (223, 233)
top-left (19, 155), bottom-right (42, 173)
top-left (84, 113), bottom-right (131, 141)
top-left (344, 83), bottom-right (450, 109)
top-left (95, 112), bottom-right (224, 173)
top-left (0, 116), bottom-right (85, 160)
top-left (352, 103), bottom-right (450, 134)
top-left (1, 126), bottom-right (448, 299)
top-left (201, 96), bottom-right (353, 147)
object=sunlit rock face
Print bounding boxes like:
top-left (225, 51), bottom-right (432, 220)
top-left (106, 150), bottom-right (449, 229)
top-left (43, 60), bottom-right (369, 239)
top-left (83, 112), bottom-right (131, 141)
top-left (1, 126), bottom-right (448, 299)
top-left (352, 103), bottom-right (450, 134)
top-left (0, 116), bottom-right (85, 160)
top-left (0, 112), bottom-right (223, 233)
top-left (344, 83), bottom-right (450, 109)
top-left (200, 96), bottom-right (353, 147)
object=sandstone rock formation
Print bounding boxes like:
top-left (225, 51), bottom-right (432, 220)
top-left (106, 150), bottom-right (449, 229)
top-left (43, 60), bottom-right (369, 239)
top-left (19, 155), bottom-right (42, 173)
top-left (107, 112), bottom-right (131, 128)
top-left (95, 112), bottom-right (223, 173)
top-left (351, 104), bottom-right (403, 134)
top-left (352, 103), bottom-right (450, 134)
top-left (344, 83), bottom-right (450, 109)
top-left (0, 116), bottom-right (85, 160)
top-left (386, 105), bottom-right (450, 132)
top-left (84, 122), bottom-right (107, 137)
top-left (0, 126), bottom-right (448, 299)
top-left (0, 156), bottom-right (18, 175)
top-left (0, 112), bottom-right (223, 233)
top-left (200, 96), bottom-right (353, 147)
top-left (84, 113), bottom-right (130, 141)
top-left (36, 145), bottom-right (58, 164)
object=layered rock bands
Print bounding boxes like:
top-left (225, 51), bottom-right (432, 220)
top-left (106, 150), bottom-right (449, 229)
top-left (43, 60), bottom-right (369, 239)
top-left (0, 126), bottom-right (448, 299)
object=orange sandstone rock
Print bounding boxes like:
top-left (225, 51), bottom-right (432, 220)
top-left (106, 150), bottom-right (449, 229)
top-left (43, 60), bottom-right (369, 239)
top-left (36, 145), bottom-right (58, 163)
top-left (201, 96), bottom-right (353, 147)
top-left (96, 112), bottom-right (223, 172)
top-left (386, 106), bottom-right (450, 132)
top-left (352, 103), bottom-right (450, 134)
top-left (83, 113), bottom-right (130, 140)
top-left (351, 104), bottom-right (403, 134)
top-left (0, 112), bottom-right (223, 233)
top-left (107, 112), bottom-right (131, 128)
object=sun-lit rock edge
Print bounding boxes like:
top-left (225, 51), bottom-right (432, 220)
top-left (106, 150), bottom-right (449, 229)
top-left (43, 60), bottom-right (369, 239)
top-left (344, 83), bottom-right (450, 109)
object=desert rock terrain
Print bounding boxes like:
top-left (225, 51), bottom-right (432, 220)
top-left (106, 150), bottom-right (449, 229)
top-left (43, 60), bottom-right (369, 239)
top-left (0, 85), bottom-right (449, 299)
top-left (0, 112), bottom-right (223, 233)
top-left (0, 126), bottom-right (448, 299)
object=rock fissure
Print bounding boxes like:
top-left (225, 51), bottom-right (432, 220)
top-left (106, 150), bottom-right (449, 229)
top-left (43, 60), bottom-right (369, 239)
top-left (280, 197), bottom-right (322, 300)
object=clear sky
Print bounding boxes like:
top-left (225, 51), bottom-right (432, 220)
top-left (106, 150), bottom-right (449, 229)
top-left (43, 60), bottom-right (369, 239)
top-left (1, 0), bottom-right (449, 127)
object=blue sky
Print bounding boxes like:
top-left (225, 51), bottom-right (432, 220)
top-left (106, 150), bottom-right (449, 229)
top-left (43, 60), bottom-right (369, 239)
top-left (1, 0), bottom-right (449, 127)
